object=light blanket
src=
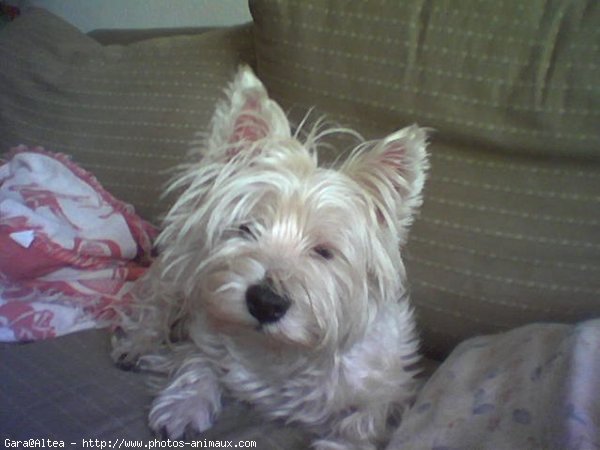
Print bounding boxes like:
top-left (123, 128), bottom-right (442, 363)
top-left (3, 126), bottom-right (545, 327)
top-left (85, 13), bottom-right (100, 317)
top-left (0, 146), bottom-right (157, 342)
top-left (390, 319), bottom-right (600, 450)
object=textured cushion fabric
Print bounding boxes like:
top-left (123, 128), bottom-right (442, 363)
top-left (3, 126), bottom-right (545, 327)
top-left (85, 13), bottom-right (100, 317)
top-left (0, 8), bottom-right (255, 224)
top-left (250, 0), bottom-right (598, 158)
top-left (250, 0), bottom-right (600, 357)
top-left (0, 330), bottom-right (311, 448)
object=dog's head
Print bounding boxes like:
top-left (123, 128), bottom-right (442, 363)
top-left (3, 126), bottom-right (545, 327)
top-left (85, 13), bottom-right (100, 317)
top-left (158, 67), bottom-right (428, 351)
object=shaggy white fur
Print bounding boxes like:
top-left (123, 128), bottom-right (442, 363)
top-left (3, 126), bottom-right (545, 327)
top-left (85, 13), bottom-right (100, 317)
top-left (112, 66), bottom-right (429, 450)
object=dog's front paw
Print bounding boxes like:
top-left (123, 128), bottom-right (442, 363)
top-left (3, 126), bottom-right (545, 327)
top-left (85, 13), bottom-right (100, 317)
top-left (149, 390), bottom-right (219, 439)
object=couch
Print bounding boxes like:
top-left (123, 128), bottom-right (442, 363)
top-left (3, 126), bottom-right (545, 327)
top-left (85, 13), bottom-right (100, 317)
top-left (1, 1), bottom-right (598, 448)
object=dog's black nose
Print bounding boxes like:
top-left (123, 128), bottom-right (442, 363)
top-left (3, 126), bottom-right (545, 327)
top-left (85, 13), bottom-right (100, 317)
top-left (245, 283), bottom-right (290, 324)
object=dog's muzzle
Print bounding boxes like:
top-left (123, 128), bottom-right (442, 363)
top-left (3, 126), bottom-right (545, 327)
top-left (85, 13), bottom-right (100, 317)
top-left (245, 281), bottom-right (291, 324)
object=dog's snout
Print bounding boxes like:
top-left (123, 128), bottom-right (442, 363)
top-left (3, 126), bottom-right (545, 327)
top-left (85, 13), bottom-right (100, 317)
top-left (245, 283), bottom-right (290, 324)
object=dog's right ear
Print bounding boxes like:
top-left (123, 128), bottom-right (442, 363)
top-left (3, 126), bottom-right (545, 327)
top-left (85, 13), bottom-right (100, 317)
top-left (341, 125), bottom-right (429, 240)
top-left (206, 66), bottom-right (292, 162)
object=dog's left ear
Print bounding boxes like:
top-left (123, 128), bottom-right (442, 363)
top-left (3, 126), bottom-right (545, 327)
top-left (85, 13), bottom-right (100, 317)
top-left (206, 66), bottom-right (291, 161)
top-left (341, 125), bottom-right (429, 237)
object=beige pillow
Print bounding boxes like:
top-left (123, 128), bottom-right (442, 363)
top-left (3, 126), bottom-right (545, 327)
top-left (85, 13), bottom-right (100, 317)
top-left (250, 0), bottom-right (600, 357)
top-left (0, 8), bottom-right (254, 224)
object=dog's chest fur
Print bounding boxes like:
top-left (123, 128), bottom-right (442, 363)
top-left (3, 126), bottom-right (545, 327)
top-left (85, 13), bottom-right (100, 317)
top-left (190, 301), bottom-right (418, 428)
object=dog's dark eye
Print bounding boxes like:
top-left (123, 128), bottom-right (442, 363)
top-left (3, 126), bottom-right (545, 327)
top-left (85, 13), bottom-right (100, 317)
top-left (238, 224), bottom-right (254, 239)
top-left (313, 245), bottom-right (334, 260)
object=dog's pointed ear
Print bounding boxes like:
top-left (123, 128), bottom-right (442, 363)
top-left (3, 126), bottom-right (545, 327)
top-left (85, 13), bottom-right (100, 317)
top-left (206, 66), bottom-right (291, 161)
top-left (341, 125), bottom-right (429, 238)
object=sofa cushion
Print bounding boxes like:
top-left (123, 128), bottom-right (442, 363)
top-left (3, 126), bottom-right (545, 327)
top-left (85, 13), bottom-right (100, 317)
top-left (0, 8), bottom-right (255, 224)
top-left (250, 0), bottom-right (598, 158)
top-left (250, 0), bottom-right (600, 357)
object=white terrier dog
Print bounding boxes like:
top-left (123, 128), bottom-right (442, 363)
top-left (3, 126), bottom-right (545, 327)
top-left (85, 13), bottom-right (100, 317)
top-left (112, 66), bottom-right (429, 450)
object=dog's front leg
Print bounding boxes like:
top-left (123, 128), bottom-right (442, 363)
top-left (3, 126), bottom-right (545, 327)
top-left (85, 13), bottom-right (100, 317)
top-left (149, 353), bottom-right (221, 439)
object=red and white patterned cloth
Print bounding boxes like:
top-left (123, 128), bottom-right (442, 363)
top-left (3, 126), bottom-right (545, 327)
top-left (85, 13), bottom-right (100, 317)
top-left (0, 146), bottom-right (157, 342)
